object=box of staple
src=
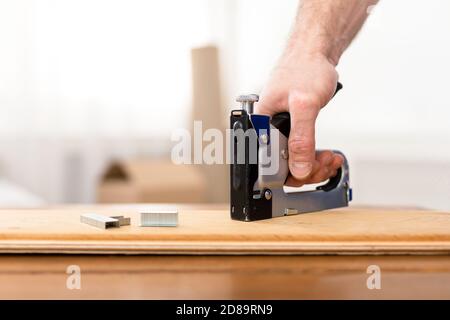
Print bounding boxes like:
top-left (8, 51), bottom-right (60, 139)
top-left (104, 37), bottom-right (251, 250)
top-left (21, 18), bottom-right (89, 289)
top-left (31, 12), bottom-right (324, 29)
top-left (140, 208), bottom-right (178, 227)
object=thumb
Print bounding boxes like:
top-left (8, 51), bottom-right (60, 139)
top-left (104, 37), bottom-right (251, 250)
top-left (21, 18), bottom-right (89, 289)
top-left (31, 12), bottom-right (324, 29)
top-left (288, 94), bottom-right (319, 180)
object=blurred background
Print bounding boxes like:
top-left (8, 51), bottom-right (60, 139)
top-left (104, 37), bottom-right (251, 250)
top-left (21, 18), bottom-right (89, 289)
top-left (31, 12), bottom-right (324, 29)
top-left (0, 0), bottom-right (449, 210)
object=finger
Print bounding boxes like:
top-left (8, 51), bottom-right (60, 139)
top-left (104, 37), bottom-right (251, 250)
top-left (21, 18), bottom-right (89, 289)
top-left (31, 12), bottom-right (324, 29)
top-left (285, 158), bottom-right (321, 187)
top-left (310, 152), bottom-right (342, 182)
top-left (285, 152), bottom-right (344, 186)
top-left (254, 89), bottom-right (286, 116)
top-left (309, 167), bottom-right (332, 184)
top-left (285, 175), bottom-right (305, 188)
top-left (306, 150), bottom-right (332, 182)
top-left (288, 93), bottom-right (320, 180)
top-left (332, 153), bottom-right (344, 170)
top-left (297, 151), bottom-right (338, 184)
top-left (254, 99), bottom-right (272, 116)
top-left (329, 169), bottom-right (338, 178)
top-left (316, 150), bottom-right (334, 167)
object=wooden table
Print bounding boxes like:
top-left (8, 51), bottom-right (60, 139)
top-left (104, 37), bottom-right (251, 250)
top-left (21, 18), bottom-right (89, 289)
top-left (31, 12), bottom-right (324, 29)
top-left (0, 204), bottom-right (449, 299)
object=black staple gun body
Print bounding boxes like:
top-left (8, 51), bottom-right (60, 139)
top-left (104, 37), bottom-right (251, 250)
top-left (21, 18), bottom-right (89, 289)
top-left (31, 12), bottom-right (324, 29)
top-left (230, 84), bottom-right (352, 222)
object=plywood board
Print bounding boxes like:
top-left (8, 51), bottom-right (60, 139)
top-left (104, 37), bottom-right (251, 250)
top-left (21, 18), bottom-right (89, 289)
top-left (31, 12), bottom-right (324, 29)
top-left (0, 205), bottom-right (449, 255)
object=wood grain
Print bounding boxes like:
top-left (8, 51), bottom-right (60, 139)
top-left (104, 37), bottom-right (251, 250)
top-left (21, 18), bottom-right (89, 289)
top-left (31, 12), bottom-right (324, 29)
top-left (0, 255), bottom-right (449, 299)
top-left (0, 205), bottom-right (449, 254)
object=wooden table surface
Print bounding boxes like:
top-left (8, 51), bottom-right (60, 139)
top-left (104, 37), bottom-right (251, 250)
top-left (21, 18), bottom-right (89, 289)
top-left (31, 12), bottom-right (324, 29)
top-left (0, 204), bottom-right (449, 299)
top-left (0, 204), bottom-right (449, 255)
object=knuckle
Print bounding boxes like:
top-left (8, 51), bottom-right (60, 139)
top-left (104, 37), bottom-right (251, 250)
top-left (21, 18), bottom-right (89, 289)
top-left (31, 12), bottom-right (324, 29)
top-left (289, 92), bottom-right (321, 111)
top-left (256, 90), bottom-right (288, 114)
top-left (288, 137), bottom-right (315, 155)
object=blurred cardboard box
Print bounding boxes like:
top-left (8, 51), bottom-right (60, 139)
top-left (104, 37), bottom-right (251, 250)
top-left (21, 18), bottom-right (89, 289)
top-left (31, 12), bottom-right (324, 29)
top-left (190, 46), bottom-right (228, 203)
top-left (97, 160), bottom-right (207, 203)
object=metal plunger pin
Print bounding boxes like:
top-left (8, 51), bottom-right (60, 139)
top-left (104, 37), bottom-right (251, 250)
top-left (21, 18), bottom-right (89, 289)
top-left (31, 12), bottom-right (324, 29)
top-left (236, 94), bottom-right (259, 114)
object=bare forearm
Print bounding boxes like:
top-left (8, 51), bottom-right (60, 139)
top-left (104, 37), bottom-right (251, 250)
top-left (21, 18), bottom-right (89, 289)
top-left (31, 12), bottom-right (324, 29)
top-left (284, 0), bottom-right (378, 66)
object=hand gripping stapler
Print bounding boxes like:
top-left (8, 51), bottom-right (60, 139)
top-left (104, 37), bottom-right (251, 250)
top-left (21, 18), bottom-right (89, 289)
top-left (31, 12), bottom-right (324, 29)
top-left (230, 84), bottom-right (352, 221)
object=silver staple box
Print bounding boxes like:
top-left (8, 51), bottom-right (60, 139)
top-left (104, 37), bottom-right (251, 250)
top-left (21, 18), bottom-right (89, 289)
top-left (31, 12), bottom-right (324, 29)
top-left (140, 210), bottom-right (178, 227)
top-left (111, 216), bottom-right (131, 226)
top-left (80, 213), bottom-right (121, 229)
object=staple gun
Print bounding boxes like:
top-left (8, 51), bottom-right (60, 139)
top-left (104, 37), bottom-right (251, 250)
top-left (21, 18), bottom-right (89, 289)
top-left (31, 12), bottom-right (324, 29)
top-left (230, 83), bottom-right (351, 221)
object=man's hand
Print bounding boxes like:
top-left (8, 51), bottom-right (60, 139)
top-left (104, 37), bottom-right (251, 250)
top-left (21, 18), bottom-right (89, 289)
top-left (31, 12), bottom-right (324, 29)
top-left (256, 53), bottom-right (343, 187)
top-left (255, 0), bottom-right (377, 187)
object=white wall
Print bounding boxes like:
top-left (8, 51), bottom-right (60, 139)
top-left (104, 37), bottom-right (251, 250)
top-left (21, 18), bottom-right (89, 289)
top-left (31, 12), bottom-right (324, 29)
top-left (0, 0), bottom-right (449, 209)
top-left (0, 0), bottom-right (214, 138)
top-left (0, 0), bottom-right (215, 203)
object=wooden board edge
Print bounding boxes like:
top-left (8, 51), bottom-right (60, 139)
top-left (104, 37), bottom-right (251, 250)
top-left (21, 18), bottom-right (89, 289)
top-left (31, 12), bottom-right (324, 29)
top-left (1, 240), bottom-right (450, 255)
